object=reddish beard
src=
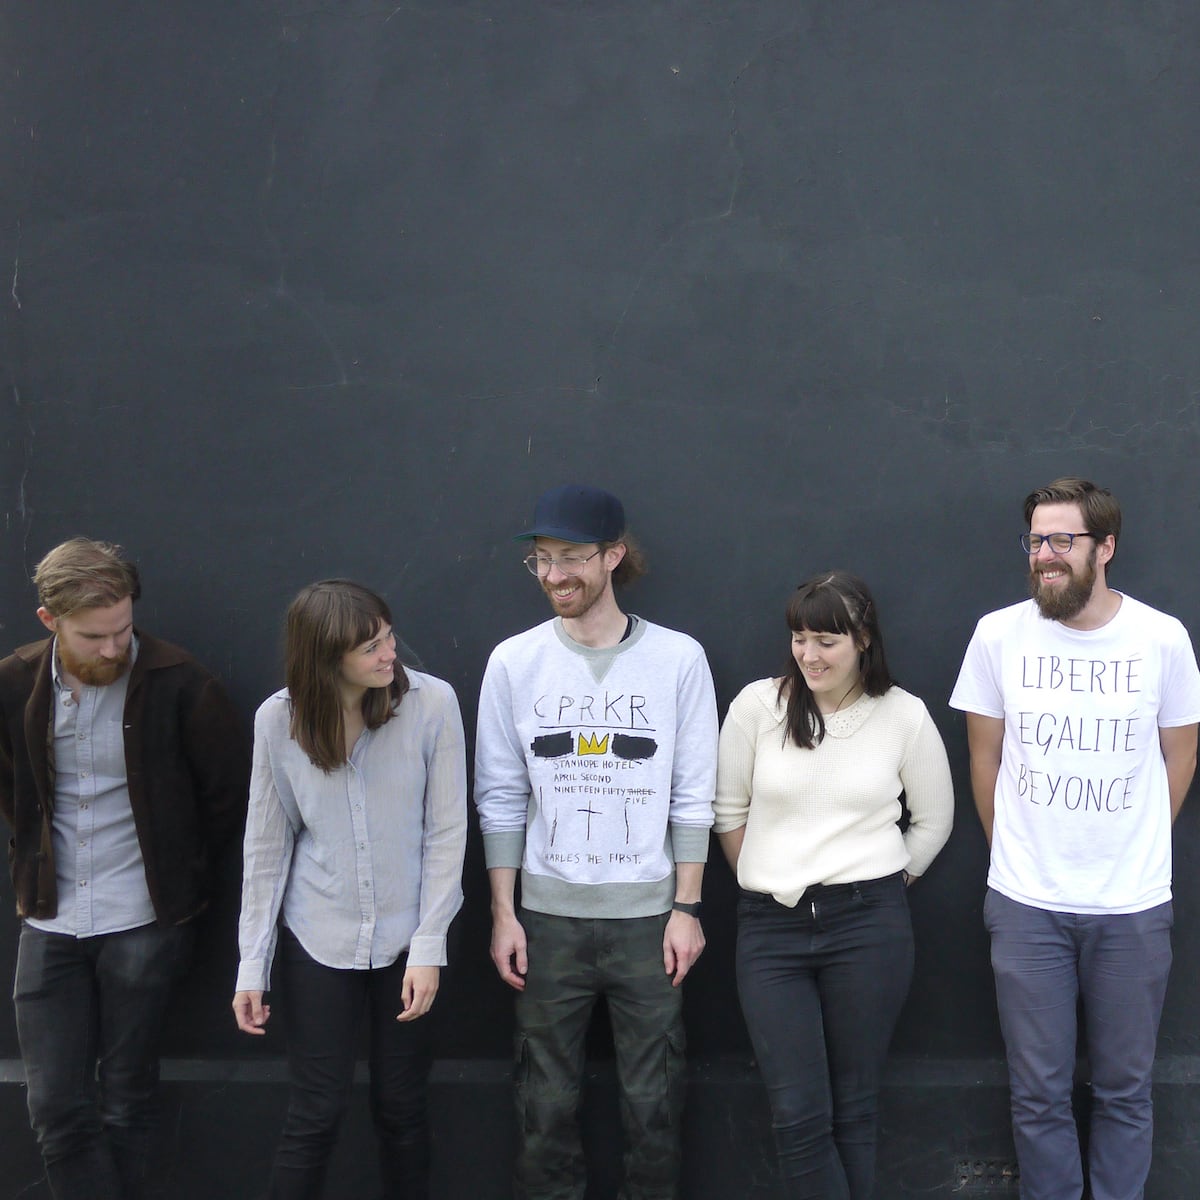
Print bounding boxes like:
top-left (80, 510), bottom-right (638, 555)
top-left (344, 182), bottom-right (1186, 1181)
top-left (58, 640), bottom-right (131, 687)
top-left (541, 574), bottom-right (605, 620)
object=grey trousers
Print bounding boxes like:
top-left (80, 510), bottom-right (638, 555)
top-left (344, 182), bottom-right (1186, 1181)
top-left (984, 889), bottom-right (1173, 1200)
top-left (512, 909), bottom-right (685, 1200)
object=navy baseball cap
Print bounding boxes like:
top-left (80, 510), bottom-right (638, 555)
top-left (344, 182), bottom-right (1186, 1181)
top-left (514, 484), bottom-right (626, 543)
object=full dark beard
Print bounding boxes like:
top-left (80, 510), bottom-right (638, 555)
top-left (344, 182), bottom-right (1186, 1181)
top-left (1029, 552), bottom-right (1097, 621)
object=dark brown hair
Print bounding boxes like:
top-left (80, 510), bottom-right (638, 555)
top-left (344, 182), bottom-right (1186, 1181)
top-left (776, 571), bottom-right (894, 750)
top-left (285, 580), bottom-right (409, 772)
top-left (1023, 477), bottom-right (1121, 563)
top-left (33, 538), bottom-right (141, 617)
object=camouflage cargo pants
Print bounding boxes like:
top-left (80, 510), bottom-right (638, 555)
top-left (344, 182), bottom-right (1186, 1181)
top-left (513, 909), bottom-right (686, 1200)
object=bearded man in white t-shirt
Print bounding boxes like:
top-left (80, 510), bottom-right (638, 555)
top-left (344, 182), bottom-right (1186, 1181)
top-left (950, 476), bottom-right (1200, 1200)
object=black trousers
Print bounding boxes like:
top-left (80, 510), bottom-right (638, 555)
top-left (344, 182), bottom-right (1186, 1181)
top-left (14, 921), bottom-right (193, 1200)
top-left (269, 928), bottom-right (433, 1200)
top-left (736, 875), bottom-right (913, 1200)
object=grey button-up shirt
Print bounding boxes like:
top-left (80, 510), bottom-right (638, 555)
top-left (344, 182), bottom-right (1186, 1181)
top-left (28, 637), bottom-right (155, 937)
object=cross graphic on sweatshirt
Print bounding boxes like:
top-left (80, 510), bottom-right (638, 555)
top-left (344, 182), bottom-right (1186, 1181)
top-left (577, 803), bottom-right (603, 839)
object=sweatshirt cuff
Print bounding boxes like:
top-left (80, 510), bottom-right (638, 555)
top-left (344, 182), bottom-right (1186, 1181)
top-left (670, 823), bottom-right (711, 863)
top-left (482, 829), bottom-right (526, 870)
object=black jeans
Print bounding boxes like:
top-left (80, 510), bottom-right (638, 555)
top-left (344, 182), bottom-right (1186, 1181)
top-left (269, 928), bottom-right (433, 1200)
top-left (735, 875), bottom-right (913, 1200)
top-left (13, 921), bottom-right (194, 1200)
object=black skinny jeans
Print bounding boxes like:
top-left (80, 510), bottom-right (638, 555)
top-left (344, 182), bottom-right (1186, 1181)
top-left (269, 928), bottom-right (433, 1200)
top-left (736, 874), bottom-right (913, 1200)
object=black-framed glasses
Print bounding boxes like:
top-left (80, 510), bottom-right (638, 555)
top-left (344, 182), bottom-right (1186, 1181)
top-left (1020, 532), bottom-right (1100, 555)
top-left (523, 550), bottom-right (602, 577)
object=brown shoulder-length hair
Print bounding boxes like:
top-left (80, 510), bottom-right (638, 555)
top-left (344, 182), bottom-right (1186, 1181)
top-left (601, 530), bottom-right (648, 589)
top-left (776, 570), bottom-right (894, 750)
top-left (285, 580), bottom-right (410, 772)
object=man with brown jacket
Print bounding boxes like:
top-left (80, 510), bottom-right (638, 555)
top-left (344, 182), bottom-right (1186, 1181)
top-left (0, 538), bottom-right (248, 1200)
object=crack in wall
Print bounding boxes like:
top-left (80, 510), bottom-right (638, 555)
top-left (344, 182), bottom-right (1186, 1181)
top-left (7, 214), bottom-right (34, 570)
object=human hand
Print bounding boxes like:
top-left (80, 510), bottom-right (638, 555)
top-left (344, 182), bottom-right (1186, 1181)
top-left (232, 990), bottom-right (270, 1035)
top-left (663, 911), bottom-right (705, 987)
top-left (490, 911), bottom-right (529, 991)
top-left (397, 965), bottom-right (440, 1021)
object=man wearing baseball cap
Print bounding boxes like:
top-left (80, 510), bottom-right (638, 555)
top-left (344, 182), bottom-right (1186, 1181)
top-left (475, 484), bottom-right (718, 1199)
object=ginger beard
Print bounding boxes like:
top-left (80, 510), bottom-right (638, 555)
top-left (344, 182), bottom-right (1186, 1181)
top-left (57, 638), bottom-right (131, 687)
top-left (1029, 542), bottom-right (1098, 621)
top-left (540, 568), bottom-right (610, 621)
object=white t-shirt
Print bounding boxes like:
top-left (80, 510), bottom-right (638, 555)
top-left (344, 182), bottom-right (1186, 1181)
top-left (950, 594), bottom-right (1200, 914)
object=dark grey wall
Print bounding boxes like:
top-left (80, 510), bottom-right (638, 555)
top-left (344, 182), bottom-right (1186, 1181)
top-left (5, 2), bottom-right (1200, 1195)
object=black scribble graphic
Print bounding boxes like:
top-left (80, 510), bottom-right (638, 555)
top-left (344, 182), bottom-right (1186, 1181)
top-left (624, 797), bottom-right (631, 844)
top-left (549, 796), bottom-right (557, 846)
top-left (611, 733), bottom-right (657, 761)
top-left (531, 731), bottom-right (574, 758)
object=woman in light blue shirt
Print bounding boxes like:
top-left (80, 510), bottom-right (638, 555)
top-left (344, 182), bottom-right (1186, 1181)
top-left (233, 580), bottom-right (467, 1199)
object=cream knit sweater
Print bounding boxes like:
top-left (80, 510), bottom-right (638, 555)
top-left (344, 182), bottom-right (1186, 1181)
top-left (714, 679), bottom-right (954, 907)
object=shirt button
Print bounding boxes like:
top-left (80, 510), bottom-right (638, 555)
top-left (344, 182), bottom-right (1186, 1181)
top-left (79, 880), bottom-right (88, 888)
top-left (80, 771), bottom-right (89, 779)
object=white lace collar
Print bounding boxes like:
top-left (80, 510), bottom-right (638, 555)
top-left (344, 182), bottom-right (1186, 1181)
top-left (819, 691), bottom-right (880, 739)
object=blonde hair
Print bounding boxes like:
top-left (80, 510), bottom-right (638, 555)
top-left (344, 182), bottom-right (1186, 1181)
top-left (33, 538), bottom-right (141, 617)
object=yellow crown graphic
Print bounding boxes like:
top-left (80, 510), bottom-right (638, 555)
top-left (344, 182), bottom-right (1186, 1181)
top-left (578, 731), bottom-right (610, 755)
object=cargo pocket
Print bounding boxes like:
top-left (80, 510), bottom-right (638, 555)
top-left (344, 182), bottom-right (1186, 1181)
top-left (662, 1026), bottom-right (687, 1130)
top-left (512, 1032), bottom-right (530, 1130)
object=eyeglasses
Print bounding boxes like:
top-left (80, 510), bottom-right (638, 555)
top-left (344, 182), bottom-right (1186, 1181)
top-left (1020, 532), bottom-right (1100, 555)
top-left (523, 550), bottom-right (602, 577)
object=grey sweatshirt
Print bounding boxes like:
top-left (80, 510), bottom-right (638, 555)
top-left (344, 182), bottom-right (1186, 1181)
top-left (475, 616), bottom-right (717, 918)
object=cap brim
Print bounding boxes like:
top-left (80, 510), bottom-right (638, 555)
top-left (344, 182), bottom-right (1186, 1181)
top-left (512, 525), bottom-right (595, 543)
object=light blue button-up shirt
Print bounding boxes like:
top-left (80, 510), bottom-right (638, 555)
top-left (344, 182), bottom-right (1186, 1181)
top-left (28, 637), bottom-right (155, 937)
top-left (235, 670), bottom-right (468, 992)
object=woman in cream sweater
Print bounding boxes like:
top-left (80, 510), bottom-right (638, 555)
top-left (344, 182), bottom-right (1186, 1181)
top-left (715, 571), bottom-right (953, 1200)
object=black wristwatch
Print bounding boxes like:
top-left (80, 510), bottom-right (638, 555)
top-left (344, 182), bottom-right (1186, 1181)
top-left (672, 900), bottom-right (703, 918)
